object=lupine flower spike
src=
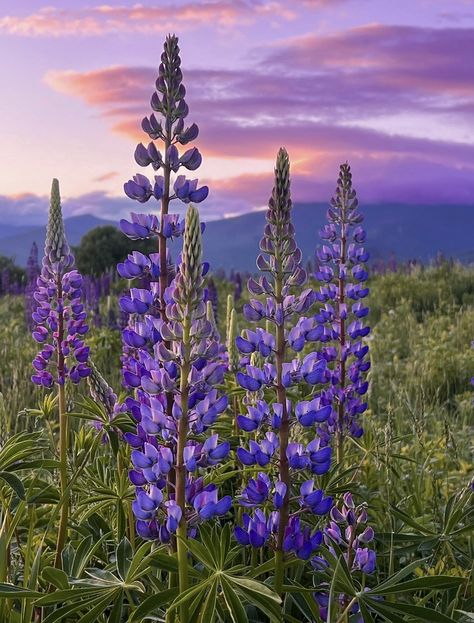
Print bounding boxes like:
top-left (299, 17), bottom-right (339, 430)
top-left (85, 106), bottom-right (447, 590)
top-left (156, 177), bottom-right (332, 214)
top-left (119, 36), bottom-right (230, 622)
top-left (314, 163), bottom-right (370, 463)
top-left (31, 178), bottom-right (90, 568)
top-left (234, 149), bottom-right (333, 594)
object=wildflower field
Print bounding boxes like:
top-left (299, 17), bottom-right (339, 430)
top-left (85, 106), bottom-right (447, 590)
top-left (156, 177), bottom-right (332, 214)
top-left (0, 35), bottom-right (472, 623)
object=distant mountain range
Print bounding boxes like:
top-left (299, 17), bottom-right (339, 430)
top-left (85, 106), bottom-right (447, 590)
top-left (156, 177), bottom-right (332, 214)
top-left (0, 204), bottom-right (472, 271)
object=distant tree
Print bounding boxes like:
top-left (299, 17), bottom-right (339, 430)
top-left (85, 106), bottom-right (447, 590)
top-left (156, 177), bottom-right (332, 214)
top-left (0, 255), bottom-right (25, 291)
top-left (74, 226), bottom-right (156, 276)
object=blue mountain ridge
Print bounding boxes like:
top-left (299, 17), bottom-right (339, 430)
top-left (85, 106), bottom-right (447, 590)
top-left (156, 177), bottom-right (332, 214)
top-left (0, 204), bottom-right (472, 271)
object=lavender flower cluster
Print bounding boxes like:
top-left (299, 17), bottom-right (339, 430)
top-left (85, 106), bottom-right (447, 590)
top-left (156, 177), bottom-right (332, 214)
top-left (314, 164), bottom-right (370, 448)
top-left (233, 150), bottom-right (334, 568)
top-left (31, 180), bottom-right (90, 387)
top-left (118, 35), bottom-right (230, 543)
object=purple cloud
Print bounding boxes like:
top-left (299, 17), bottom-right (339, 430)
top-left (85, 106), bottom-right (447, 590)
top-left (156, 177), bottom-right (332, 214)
top-left (42, 22), bottom-right (474, 209)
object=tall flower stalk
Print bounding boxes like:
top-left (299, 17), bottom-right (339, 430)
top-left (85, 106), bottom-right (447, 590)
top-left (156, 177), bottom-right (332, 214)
top-left (314, 164), bottom-right (370, 464)
top-left (119, 35), bottom-right (230, 621)
top-left (31, 179), bottom-right (90, 567)
top-left (235, 149), bottom-right (333, 595)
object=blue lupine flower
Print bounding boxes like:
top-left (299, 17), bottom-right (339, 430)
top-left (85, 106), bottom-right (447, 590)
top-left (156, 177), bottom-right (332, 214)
top-left (283, 517), bottom-right (323, 560)
top-left (234, 509), bottom-right (273, 548)
top-left (237, 433), bottom-right (279, 467)
top-left (240, 473), bottom-right (271, 507)
top-left (300, 480), bottom-right (333, 515)
top-left (353, 548), bottom-right (376, 574)
top-left (193, 486), bottom-right (232, 520)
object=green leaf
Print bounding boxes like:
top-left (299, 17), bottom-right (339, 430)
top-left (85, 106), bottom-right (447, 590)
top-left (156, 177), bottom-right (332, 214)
top-left (41, 594), bottom-right (108, 623)
top-left (227, 576), bottom-right (281, 623)
top-left (287, 584), bottom-right (322, 622)
top-left (107, 593), bottom-right (124, 623)
top-left (371, 575), bottom-right (465, 595)
top-left (367, 599), bottom-right (460, 623)
top-left (221, 576), bottom-right (248, 623)
top-left (167, 579), bottom-right (213, 616)
top-left (218, 523), bottom-right (231, 567)
top-left (116, 537), bottom-right (133, 581)
top-left (357, 600), bottom-right (376, 623)
top-left (248, 558), bottom-right (276, 578)
top-left (185, 536), bottom-right (219, 570)
top-left (130, 587), bottom-right (180, 621)
top-left (372, 557), bottom-right (429, 592)
top-left (197, 578), bottom-right (218, 623)
top-left (390, 505), bottom-right (436, 535)
top-left (0, 584), bottom-right (39, 599)
top-left (455, 611), bottom-right (474, 621)
top-left (362, 600), bottom-right (406, 623)
top-left (0, 471), bottom-right (25, 499)
top-left (35, 587), bottom-right (104, 607)
top-left (149, 550), bottom-right (180, 574)
top-left (42, 566), bottom-right (69, 590)
top-left (76, 591), bottom-right (119, 623)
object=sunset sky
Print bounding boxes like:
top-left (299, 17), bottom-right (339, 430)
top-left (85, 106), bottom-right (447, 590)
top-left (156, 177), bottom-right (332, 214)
top-left (0, 0), bottom-right (473, 223)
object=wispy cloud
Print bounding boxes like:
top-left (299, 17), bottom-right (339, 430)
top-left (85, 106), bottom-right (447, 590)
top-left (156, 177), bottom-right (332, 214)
top-left (0, 1), bottom-right (317, 37)
top-left (45, 23), bottom-right (474, 126)
top-left (93, 171), bottom-right (120, 183)
top-left (39, 22), bottom-right (474, 211)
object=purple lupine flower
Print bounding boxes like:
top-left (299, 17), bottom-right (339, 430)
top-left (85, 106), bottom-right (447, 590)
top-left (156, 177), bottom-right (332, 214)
top-left (119, 31), bottom-right (219, 554)
top-left (323, 493), bottom-right (376, 574)
top-left (314, 163), bottom-right (370, 459)
top-left (240, 473), bottom-right (271, 507)
top-left (283, 516), bottom-right (322, 560)
top-left (234, 150), bottom-right (332, 592)
top-left (121, 204), bottom-right (229, 542)
top-left (234, 509), bottom-right (274, 548)
top-left (31, 180), bottom-right (90, 387)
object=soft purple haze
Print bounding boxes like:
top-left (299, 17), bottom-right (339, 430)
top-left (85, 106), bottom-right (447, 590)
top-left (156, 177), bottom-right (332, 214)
top-left (0, 0), bottom-right (473, 223)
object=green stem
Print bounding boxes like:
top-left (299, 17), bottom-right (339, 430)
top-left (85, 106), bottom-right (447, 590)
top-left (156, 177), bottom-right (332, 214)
top-left (54, 381), bottom-right (68, 569)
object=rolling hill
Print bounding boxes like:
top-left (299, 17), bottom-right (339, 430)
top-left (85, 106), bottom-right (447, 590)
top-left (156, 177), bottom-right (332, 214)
top-left (0, 204), bottom-right (472, 271)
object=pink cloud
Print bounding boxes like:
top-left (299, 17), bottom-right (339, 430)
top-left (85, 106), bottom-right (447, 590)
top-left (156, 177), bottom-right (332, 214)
top-left (42, 23), bottom-right (474, 207)
top-left (0, 1), bottom-right (308, 37)
top-left (93, 171), bottom-right (119, 183)
top-left (45, 23), bottom-right (474, 127)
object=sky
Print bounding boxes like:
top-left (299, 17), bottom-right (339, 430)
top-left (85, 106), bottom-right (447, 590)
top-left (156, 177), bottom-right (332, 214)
top-left (0, 0), bottom-right (473, 223)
